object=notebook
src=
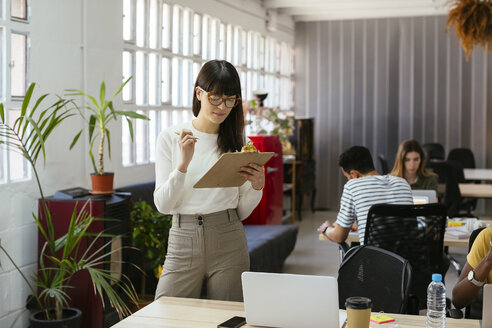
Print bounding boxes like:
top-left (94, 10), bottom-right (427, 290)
top-left (483, 284), bottom-right (492, 328)
top-left (412, 189), bottom-right (437, 204)
top-left (241, 272), bottom-right (346, 328)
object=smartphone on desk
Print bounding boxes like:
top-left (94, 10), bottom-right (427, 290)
top-left (217, 316), bottom-right (246, 328)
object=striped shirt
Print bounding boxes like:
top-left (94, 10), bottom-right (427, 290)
top-left (335, 175), bottom-right (413, 245)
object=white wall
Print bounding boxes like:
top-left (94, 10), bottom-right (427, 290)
top-left (0, 0), bottom-right (294, 326)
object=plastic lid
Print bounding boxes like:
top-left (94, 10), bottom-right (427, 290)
top-left (432, 273), bottom-right (442, 282)
top-left (345, 296), bottom-right (372, 309)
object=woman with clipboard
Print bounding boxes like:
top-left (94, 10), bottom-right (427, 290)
top-left (153, 60), bottom-right (265, 301)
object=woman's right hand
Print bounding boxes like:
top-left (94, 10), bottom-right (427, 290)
top-left (177, 129), bottom-right (197, 173)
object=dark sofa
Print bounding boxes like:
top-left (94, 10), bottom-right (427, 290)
top-left (116, 181), bottom-right (298, 273)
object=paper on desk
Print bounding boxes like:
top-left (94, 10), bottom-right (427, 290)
top-left (445, 226), bottom-right (471, 240)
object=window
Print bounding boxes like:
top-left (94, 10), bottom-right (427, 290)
top-left (172, 5), bottom-right (181, 54)
top-left (193, 14), bottom-right (201, 56)
top-left (149, 0), bottom-right (158, 49)
top-left (10, 32), bottom-right (27, 97)
top-left (7, 109), bottom-right (30, 180)
top-left (201, 15), bottom-right (209, 60)
top-left (135, 0), bottom-right (145, 47)
top-left (135, 51), bottom-right (146, 105)
top-left (0, 27), bottom-right (4, 100)
top-left (171, 57), bottom-right (181, 107)
top-left (161, 56), bottom-right (171, 103)
top-left (226, 24), bottom-right (232, 62)
top-left (121, 1), bottom-right (295, 167)
top-left (122, 50), bottom-right (134, 101)
top-left (11, 0), bottom-right (28, 21)
top-left (148, 53), bottom-right (159, 105)
top-left (161, 3), bottom-right (171, 49)
top-left (182, 9), bottom-right (191, 56)
top-left (1, 0), bottom-right (32, 184)
top-left (135, 109), bottom-right (148, 163)
top-left (123, 0), bottom-right (134, 41)
top-left (218, 23), bottom-right (225, 60)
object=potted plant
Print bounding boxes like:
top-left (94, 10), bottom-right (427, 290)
top-left (129, 201), bottom-right (172, 309)
top-left (0, 83), bottom-right (138, 327)
top-left (447, 0), bottom-right (492, 60)
top-left (67, 77), bottom-right (149, 194)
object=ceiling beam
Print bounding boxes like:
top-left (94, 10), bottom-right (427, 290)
top-left (263, 0), bottom-right (452, 21)
top-left (264, 0), bottom-right (446, 8)
top-left (293, 7), bottom-right (449, 22)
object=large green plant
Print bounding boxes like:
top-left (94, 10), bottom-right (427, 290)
top-left (0, 83), bottom-right (137, 321)
top-left (67, 78), bottom-right (149, 175)
top-left (130, 201), bottom-right (172, 284)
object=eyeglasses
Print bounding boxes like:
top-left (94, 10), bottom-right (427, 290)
top-left (197, 86), bottom-right (240, 108)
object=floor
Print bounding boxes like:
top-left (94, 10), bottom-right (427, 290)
top-left (280, 210), bottom-right (468, 300)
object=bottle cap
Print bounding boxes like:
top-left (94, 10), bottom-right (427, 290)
top-left (432, 273), bottom-right (442, 282)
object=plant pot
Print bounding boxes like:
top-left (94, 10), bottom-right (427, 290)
top-left (30, 307), bottom-right (82, 328)
top-left (90, 172), bottom-right (114, 194)
top-left (129, 294), bottom-right (155, 312)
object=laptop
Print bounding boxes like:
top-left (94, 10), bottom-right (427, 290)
top-left (241, 272), bottom-right (346, 328)
top-left (412, 189), bottom-right (437, 204)
top-left (483, 284), bottom-right (492, 328)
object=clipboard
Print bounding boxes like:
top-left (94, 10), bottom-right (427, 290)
top-left (193, 152), bottom-right (275, 188)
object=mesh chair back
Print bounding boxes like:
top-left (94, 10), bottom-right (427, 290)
top-left (431, 160), bottom-right (466, 217)
top-left (447, 148), bottom-right (476, 169)
top-left (364, 203), bottom-right (447, 309)
top-left (338, 245), bottom-right (412, 314)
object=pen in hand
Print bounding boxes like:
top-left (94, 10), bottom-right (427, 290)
top-left (175, 131), bottom-right (199, 140)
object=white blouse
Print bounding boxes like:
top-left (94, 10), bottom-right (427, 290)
top-left (153, 121), bottom-right (262, 220)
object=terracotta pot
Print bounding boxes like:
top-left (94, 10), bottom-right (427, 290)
top-left (129, 294), bottom-right (155, 312)
top-left (90, 172), bottom-right (114, 194)
top-left (30, 307), bottom-right (82, 328)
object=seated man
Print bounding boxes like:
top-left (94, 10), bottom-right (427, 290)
top-left (317, 146), bottom-right (413, 245)
top-left (452, 227), bottom-right (492, 310)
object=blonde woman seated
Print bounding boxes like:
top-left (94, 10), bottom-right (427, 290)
top-left (390, 139), bottom-right (438, 193)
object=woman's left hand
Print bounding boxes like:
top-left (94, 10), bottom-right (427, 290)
top-left (238, 163), bottom-right (265, 190)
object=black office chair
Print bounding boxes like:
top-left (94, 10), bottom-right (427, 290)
top-left (447, 147), bottom-right (478, 212)
top-left (447, 148), bottom-right (476, 170)
top-left (338, 245), bottom-right (412, 314)
top-left (364, 203), bottom-right (448, 313)
top-left (431, 160), bottom-right (476, 217)
top-left (377, 154), bottom-right (390, 175)
top-left (423, 142), bottom-right (445, 168)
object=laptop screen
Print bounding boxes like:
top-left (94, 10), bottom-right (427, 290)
top-left (411, 190), bottom-right (437, 204)
top-left (413, 196), bottom-right (429, 204)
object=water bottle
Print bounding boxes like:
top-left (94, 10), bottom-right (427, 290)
top-left (426, 273), bottom-right (446, 328)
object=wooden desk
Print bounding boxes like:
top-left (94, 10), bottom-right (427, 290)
top-left (464, 168), bottom-right (492, 181)
top-left (318, 232), bottom-right (470, 247)
top-left (112, 296), bottom-right (479, 328)
top-left (460, 183), bottom-right (492, 198)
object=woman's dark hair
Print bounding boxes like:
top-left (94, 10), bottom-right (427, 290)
top-left (192, 60), bottom-right (244, 153)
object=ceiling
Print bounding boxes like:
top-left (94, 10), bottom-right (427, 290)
top-left (263, 0), bottom-right (452, 22)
